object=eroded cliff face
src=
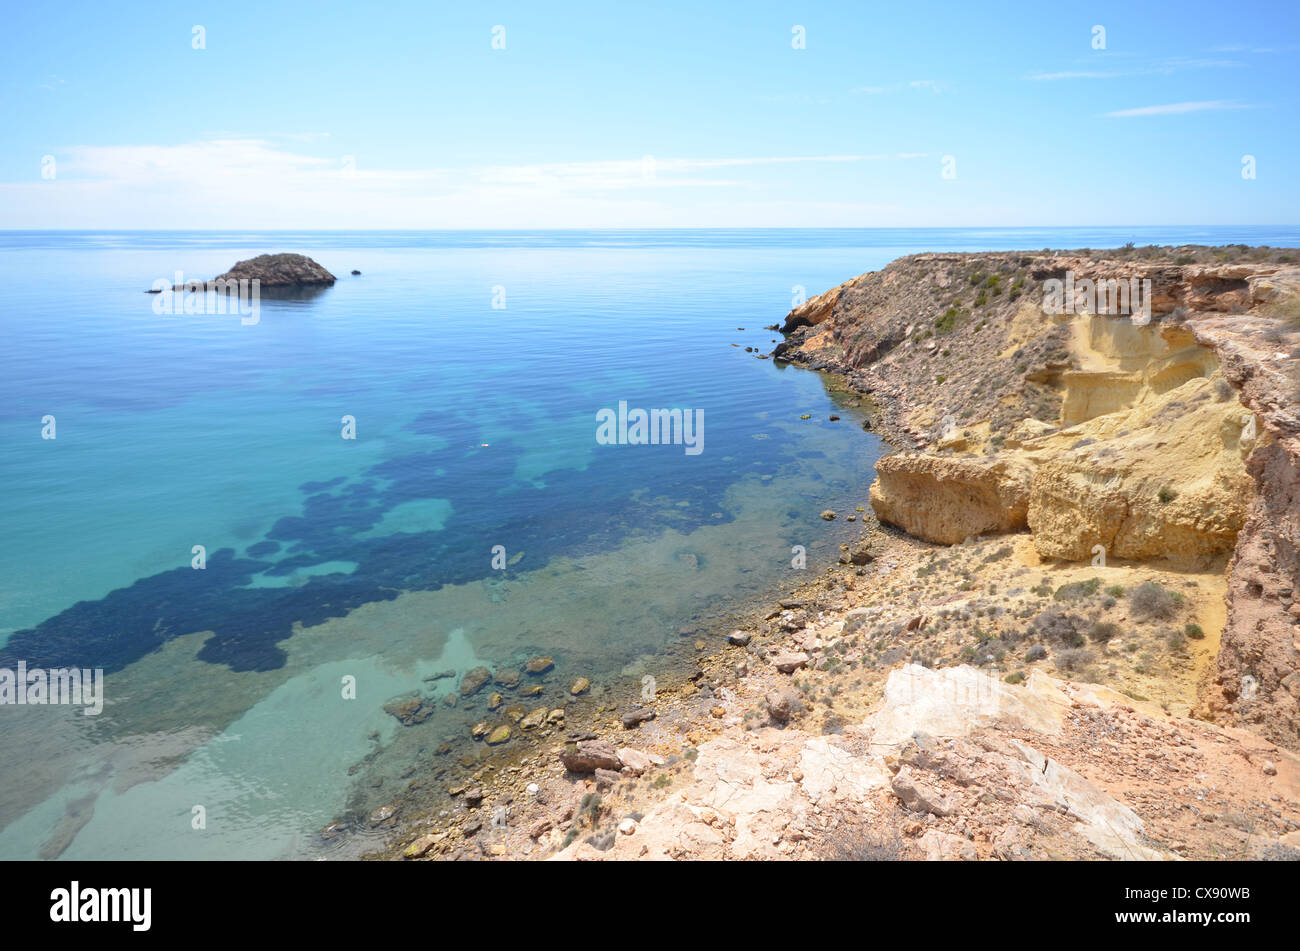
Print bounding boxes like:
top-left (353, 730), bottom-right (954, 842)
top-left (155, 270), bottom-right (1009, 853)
top-left (775, 249), bottom-right (1300, 748)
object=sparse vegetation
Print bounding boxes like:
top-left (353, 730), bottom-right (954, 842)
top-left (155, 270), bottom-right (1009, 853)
top-left (1054, 578), bottom-right (1101, 601)
top-left (1129, 581), bottom-right (1181, 621)
top-left (821, 824), bottom-right (905, 861)
top-left (1056, 648), bottom-right (1095, 672)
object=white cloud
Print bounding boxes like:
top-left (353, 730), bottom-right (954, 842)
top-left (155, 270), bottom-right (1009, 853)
top-left (1102, 100), bottom-right (1253, 118)
top-left (0, 138), bottom-right (936, 228)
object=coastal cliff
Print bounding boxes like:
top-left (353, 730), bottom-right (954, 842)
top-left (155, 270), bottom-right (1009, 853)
top-left (776, 247), bottom-right (1300, 750)
top-left (384, 246), bottom-right (1300, 862)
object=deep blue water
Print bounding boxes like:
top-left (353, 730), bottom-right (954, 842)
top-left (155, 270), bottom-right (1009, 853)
top-left (0, 226), bottom-right (1295, 859)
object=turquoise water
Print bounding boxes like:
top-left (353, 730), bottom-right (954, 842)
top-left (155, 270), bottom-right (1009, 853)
top-left (1, 227), bottom-right (1296, 859)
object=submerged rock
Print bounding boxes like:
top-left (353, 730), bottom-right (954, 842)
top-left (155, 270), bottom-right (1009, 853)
top-left (524, 655), bottom-right (555, 675)
top-left (459, 666), bottom-right (491, 696)
top-left (383, 695), bottom-right (435, 726)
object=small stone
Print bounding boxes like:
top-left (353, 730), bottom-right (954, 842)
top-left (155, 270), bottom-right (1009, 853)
top-left (727, 630), bottom-right (752, 647)
top-left (618, 818), bottom-right (638, 835)
top-left (520, 707), bottom-right (548, 730)
top-left (711, 706), bottom-right (726, 718)
top-left (494, 669), bottom-right (521, 688)
top-left (569, 677), bottom-right (591, 696)
top-left (891, 770), bottom-right (952, 817)
top-left (383, 695), bottom-right (434, 726)
top-left (773, 652), bottom-right (810, 674)
top-left (622, 707), bottom-right (656, 729)
top-left (1263, 761), bottom-right (1278, 776)
top-left (486, 725), bottom-right (511, 745)
top-left (487, 692), bottom-right (503, 710)
top-left (403, 833), bottom-right (442, 858)
top-left (442, 692), bottom-right (457, 708)
top-left (546, 708), bottom-right (565, 724)
top-left (820, 510), bottom-right (836, 520)
top-left (459, 666), bottom-right (491, 696)
top-left (528, 818), bottom-right (552, 839)
top-left (319, 821), bottom-right (345, 840)
top-left (524, 656), bottom-right (554, 675)
top-left (470, 721), bottom-right (489, 739)
top-left (593, 768), bottom-right (621, 789)
top-left (368, 803), bottom-right (397, 826)
top-left (617, 748), bottom-right (653, 775)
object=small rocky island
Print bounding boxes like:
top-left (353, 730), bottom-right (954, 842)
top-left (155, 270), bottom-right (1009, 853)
top-left (177, 253), bottom-right (337, 289)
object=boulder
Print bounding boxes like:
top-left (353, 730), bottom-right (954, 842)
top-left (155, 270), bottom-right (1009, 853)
top-left (772, 652), bottom-right (809, 674)
top-left (617, 748), bottom-right (654, 775)
top-left (890, 769), bottom-right (953, 817)
top-left (765, 687), bottom-right (803, 724)
top-left (869, 454), bottom-right (1032, 545)
top-left (560, 739), bottom-right (622, 773)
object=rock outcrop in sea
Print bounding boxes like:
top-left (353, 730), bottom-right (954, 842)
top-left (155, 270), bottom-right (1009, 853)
top-left (177, 252), bottom-right (337, 289)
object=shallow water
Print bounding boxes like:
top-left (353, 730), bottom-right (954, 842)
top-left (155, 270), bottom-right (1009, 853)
top-left (1, 227), bottom-right (1295, 859)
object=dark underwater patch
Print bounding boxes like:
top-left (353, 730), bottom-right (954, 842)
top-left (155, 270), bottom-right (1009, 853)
top-left (0, 405), bottom-right (799, 675)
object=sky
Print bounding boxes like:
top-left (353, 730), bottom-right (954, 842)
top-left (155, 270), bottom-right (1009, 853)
top-left (1, 0), bottom-right (1298, 228)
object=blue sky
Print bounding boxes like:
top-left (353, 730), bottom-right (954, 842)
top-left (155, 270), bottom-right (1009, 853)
top-left (2, 0), bottom-right (1297, 228)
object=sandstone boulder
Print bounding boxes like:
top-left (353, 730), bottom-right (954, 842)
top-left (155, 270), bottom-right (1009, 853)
top-left (869, 454), bottom-right (1032, 545)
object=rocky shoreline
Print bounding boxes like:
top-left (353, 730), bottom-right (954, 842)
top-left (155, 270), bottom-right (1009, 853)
top-left (373, 245), bottom-right (1300, 861)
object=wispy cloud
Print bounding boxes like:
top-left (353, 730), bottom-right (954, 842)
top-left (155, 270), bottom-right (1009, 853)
top-left (1027, 70), bottom-right (1122, 81)
top-left (853, 80), bottom-right (946, 95)
top-left (1211, 43), bottom-right (1300, 54)
top-left (1102, 100), bottom-right (1254, 118)
top-left (1025, 57), bottom-right (1239, 81)
top-left (0, 137), bottom-right (937, 227)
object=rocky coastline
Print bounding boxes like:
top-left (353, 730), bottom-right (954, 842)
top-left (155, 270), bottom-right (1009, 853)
top-left (371, 245), bottom-right (1299, 862)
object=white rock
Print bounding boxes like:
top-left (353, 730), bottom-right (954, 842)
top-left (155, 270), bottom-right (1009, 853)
top-left (617, 748), bottom-right (654, 775)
